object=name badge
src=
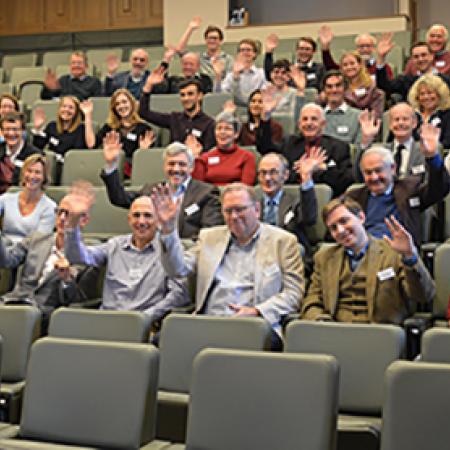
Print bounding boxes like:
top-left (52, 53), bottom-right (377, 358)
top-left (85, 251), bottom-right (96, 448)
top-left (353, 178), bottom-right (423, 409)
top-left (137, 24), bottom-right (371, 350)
top-left (14, 160), bottom-right (24, 168)
top-left (49, 136), bottom-right (59, 146)
top-left (129, 268), bottom-right (143, 279)
top-left (284, 210), bottom-right (295, 225)
top-left (370, 74), bottom-right (376, 82)
top-left (436, 60), bottom-right (445, 68)
top-left (327, 159), bottom-right (337, 168)
top-left (354, 88), bottom-right (366, 97)
top-left (208, 156), bottom-right (220, 165)
top-left (431, 116), bottom-right (441, 127)
top-left (126, 132), bottom-right (137, 141)
top-left (192, 128), bottom-right (202, 138)
top-left (185, 203), bottom-right (200, 216)
top-left (377, 267), bottom-right (395, 281)
top-left (264, 263), bottom-right (280, 277)
top-left (337, 125), bottom-right (349, 134)
top-left (306, 73), bottom-right (316, 80)
top-left (409, 197), bottom-right (420, 208)
top-left (249, 122), bottom-right (256, 131)
top-left (411, 164), bottom-right (425, 175)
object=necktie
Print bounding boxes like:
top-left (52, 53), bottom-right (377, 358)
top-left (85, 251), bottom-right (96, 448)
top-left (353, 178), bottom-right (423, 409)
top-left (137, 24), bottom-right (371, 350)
top-left (265, 199), bottom-right (277, 226)
top-left (394, 144), bottom-right (405, 176)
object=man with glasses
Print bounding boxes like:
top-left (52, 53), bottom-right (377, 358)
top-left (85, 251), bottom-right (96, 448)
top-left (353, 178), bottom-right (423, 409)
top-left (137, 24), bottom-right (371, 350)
top-left (0, 183), bottom-right (98, 332)
top-left (153, 182), bottom-right (304, 349)
top-left (101, 135), bottom-right (223, 240)
top-left (215, 39), bottom-right (268, 106)
top-left (41, 51), bottom-right (101, 101)
top-left (64, 194), bottom-right (189, 323)
top-left (0, 112), bottom-right (41, 194)
top-left (103, 48), bottom-right (152, 99)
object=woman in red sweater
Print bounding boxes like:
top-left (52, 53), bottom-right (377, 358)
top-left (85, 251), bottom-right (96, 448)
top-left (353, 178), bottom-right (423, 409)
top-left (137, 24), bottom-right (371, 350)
top-left (191, 111), bottom-right (256, 186)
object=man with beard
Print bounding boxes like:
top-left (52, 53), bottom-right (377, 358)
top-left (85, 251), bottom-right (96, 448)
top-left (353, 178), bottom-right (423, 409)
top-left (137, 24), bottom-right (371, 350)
top-left (101, 135), bottom-right (223, 240)
top-left (139, 74), bottom-right (215, 151)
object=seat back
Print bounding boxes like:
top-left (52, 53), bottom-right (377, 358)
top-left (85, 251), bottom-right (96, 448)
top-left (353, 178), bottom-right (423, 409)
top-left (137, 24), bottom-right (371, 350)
top-left (150, 93), bottom-right (183, 113)
top-left (203, 92), bottom-right (232, 117)
top-left (60, 149), bottom-right (124, 186)
top-left (86, 48), bottom-right (124, 76)
top-left (131, 147), bottom-right (165, 186)
top-left (31, 100), bottom-right (59, 126)
top-left (48, 308), bottom-right (152, 343)
top-left (10, 67), bottom-right (47, 93)
top-left (305, 183), bottom-right (333, 245)
top-left (433, 242), bottom-right (450, 317)
top-left (20, 337), bottom-right (159, 448)
top-left (0, 306), bottom-right (41, 382)
top-left (2, 53), bottom-right (38, 81)
top-left (90, 96), bottom-right (111, 124)
top-left (0, 82), bottom-right (13, 95)
top-left (158, 314), bottom-right (271, 392)
top-left (42, 51), bottom-right (74, 71)
top-left (422, 328), bottom-right (450, 363)
top-left (19, 83), bottom-right (44, 109)
top-left (381, 360), bottom-right (450, 450)
top-left (285, 320), bottom-right (405, 414)
top-left (186, 348), bottom-right (339, 450)
top-left (271, 112), bottom-right (296, 135)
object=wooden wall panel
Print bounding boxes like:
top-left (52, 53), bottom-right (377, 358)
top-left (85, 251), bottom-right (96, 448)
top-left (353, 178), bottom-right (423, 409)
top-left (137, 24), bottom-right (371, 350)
top-left (0, 0), bottom-right (162, 36)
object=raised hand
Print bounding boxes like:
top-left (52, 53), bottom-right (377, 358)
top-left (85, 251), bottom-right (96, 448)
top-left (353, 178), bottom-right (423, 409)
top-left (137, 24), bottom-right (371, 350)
top-left (377, 32), bottom-right (395, 61)
top-left (261, 85), bottom-right (280, 117)
top-left (184, 133), bottom-right (203, 157)
top-left (64, 187), bottom-right (95, 229)
top-left (54, 257), bottom-right (72, 283)
top-left (80, 99), bottom-right (93, 118)
top-left (420, 122), bottom-right (440, 157)
top-left (359, 109), bottom-right (381, 146)
top-left (33, 107), bottom-right (46, 130)
top-left (228, 304), bottom-right (259, 316)
top-left (211, 56), bottom-right (225, 80)
top-left (289, 64), bottom-right (306, 93)
top-left (233, 55), bottom-right (246, 77)
top-left (223, 100), bottom-right (237, 114)
top-left (318, 25), bottom-right (334, 50)
top-left (139, 129), bottom-right (156, 149)
top-left (188, 16), bottom-right (202, 30)
top-left (265, 33), bottom-right (279, 53)
top-left (151, 183), bottom-right (180, 234)
top-left (44, 69), bottom-right (60, 90)
top-left (294, 146), bottom-right (327, 182)
top-left (106, 53), bottom-right (120, 76)
top-left (163, 45), bottom-right (177, 64)
top-left (143, 65), bottom-right (167, 93)
top-left (102, 130), bottom-right (122, 165)
top-left (383, 215), bottom-right (416, 259)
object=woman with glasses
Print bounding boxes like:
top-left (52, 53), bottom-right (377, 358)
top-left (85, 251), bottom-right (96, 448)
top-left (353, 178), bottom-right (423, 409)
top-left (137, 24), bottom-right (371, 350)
top-left (191, 111), bottom-right (256, 186)
top-left (0, 154), bottom-right (55, 245)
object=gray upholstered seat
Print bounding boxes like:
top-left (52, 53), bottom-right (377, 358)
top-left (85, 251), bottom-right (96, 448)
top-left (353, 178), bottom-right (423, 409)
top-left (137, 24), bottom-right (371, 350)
top-left (381, 360), bottom-right (450, 450)
top-left (48, 307), bottom-right (153, 343)
top-left (165, 348), bottom-right (339, 450)
top-left (0, 337), bottom-right (163, 449)
top-left (0, 306), bottom-right (41, 423)
top-left (422, 327), bottom-right (450, 363)
top-left (156, 314), bottom-right (271, 442)
top-left (285, 320), bottom-right (405, 450)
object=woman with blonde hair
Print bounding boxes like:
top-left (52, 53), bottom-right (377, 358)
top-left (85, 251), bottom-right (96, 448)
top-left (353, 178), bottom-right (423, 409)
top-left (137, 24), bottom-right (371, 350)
top-left (96, 88), bottom-right (155, 177)
top-left (0, 154), bottom-right (56, 245)
top-left (339, 51), bottom-right (385, 118)
top-left (408, 74), bottom-right (450, 148)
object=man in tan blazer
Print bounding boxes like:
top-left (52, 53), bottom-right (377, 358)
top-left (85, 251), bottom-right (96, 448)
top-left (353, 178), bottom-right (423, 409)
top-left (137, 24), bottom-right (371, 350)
top-left (302, 197), bottom-right (435, 323)
top-left (153, 182), bottom-right (305, 349)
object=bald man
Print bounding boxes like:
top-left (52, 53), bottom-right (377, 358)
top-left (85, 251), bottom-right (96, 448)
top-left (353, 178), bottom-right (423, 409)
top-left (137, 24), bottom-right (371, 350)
top-left (64, 195), bottom-right (190, 323)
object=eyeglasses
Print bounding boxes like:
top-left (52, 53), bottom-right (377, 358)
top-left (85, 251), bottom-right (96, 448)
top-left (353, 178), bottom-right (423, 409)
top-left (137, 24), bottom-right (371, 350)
top-left (132, 57), bottom-right (147, 62)
top-left (238, 47), bottom-right (254, 53)
top-left (223, 204), bottom-right (254, 215)
top-left (258, 169), bottom-right (281, 177)
top-left (55, 207), bottom-right (87, 218)
top-left (2, 127), bottom-right (21, 133)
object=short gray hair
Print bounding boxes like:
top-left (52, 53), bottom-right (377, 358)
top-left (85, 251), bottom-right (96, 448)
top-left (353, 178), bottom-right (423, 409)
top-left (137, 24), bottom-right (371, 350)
top-left (359, 145), bottom-right (394, 171)
top-left (215, 111), bottom-right (242, 134)
top-left (300, 102), bottom-right (325, 120)
top-left (163, 142), bottom-right (195, 168)
top-left (221, 182), bottom-right (258, 204)
top-left (259, 152), bottom-right (289, 172)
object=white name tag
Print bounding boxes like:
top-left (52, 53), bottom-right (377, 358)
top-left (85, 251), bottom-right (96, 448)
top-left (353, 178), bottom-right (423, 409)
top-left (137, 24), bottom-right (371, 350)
top-left (208, 156), bottom-right (220, 165)
top-left (192, 128), bottom-right (202, 138)
top-left (354, 88), bottom-right (366, 97)
top-left (129, 268), bottom-right (143, 279)
top-left (306, 73), bottom-right (316, 80)
top-left (185, 203), bottom-right (200, 216)
top-left (337, 125), bottom-right (349, 134)
top-left (249, 122), bottom-right (256, 131)
top-left (126, 132), bottom-right (137, 141)
top-left (370, 74), bottom-right (376, 82)
top-left (264, 263), bottom-right (280, 277)
top-left (411, 164), bottom-right (425, 175)
top-left (327, 159), bottom-right (337, 167)
top-left (409, 196), bottom-right (420, 208)
top-left (431, 116), bottom-right (441, 127)
top-left (49, 136), bottom-right (59, 146)
top-left (14, 160), bottom-right (24, 168)
top-left (284, 210), bottom-right (295, 225)
top-left (436, 60), bottom-right (445, 68)
top-left (377, 267), bottom-right (395, 281)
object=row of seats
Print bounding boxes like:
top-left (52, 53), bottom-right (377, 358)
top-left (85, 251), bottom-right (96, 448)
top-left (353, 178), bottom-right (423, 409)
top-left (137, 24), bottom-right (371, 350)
top-left (1, 307), bottom-right (450, 449)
